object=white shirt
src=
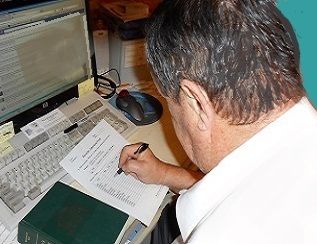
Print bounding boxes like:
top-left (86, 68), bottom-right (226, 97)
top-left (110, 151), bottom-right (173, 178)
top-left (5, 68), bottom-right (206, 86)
top-left (176, 98), bottom-right (317, 244)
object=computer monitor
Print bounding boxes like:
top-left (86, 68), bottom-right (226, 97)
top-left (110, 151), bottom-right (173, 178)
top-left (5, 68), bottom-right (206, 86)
top-left (0, 0), bottom-right (97, 132)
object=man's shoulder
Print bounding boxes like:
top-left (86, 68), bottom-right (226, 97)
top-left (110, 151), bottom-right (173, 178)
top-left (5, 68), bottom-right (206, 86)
top-left (190, 188), bottom-right (317, 244)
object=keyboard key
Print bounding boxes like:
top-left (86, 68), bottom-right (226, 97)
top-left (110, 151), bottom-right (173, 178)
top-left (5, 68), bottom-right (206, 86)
top-left (47, 119), bottom-right (71, 137)
top-left (84, 100), bottom-right (102, 114)
top-left (0, 159), bottom-right (5, 170)
top-left (69, 110), bottom-right (86, 123)
top-left (10, 200), bottom-right (25, 213)
top-left (6, 190), bottom-right (24, 208)
top-left (0, 228), bottom-right (10, 244)
top-left (24, 132), bottom-right (49, 152)
top-left (77, 120), bottom-right (95, 136)
top-left (28, 186), bottom-right (41, 200)
top-left (1, 189), bottom-right (16, 202)
top-left (6, 227), bottom-right (18, 243)
top-left (0, 183), bottom-right (10, 197)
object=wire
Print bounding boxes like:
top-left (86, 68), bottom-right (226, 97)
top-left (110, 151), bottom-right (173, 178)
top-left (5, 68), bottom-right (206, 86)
top-left (96, 68), bottom-right (121, 99)
top-left (98, 68), bottom-right (121, 87)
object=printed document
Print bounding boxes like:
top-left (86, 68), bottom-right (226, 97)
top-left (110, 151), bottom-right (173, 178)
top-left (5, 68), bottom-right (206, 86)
top-left (60, 120), bottom-right (168, 226)
top-left (21, 109), bottom-right (66, 139)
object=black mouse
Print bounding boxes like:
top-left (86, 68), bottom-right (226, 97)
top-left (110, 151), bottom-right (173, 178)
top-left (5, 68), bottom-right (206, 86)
top-left (116, 90), bottom-right (145, 122)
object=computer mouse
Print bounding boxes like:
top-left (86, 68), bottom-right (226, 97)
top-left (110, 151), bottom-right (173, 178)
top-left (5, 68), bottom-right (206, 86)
top-left (116, 90), bottom-right (145, 122)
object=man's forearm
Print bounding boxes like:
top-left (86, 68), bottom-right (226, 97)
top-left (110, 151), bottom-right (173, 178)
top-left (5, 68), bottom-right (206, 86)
top-left (160, 164), bottom-right (204, 193)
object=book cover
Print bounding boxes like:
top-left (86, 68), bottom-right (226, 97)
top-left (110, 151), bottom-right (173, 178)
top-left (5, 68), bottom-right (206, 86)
top-left (17, 182), bottom-right (129, 244)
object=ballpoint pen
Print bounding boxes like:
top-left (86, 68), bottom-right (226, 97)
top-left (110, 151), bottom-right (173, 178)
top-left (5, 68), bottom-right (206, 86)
top-left (63, 116), bottom-right (89, 133)
top-left (116, 143), bottom-right (149, 176)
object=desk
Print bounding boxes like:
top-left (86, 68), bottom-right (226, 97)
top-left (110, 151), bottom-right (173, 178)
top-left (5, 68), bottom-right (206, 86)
top-left (71, 88), bottom-right (189, 243)
top-left (129, 99), bottom-right (188, 167)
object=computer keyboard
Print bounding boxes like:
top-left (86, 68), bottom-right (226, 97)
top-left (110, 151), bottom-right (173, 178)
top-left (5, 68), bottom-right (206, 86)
top-left (0, 224), bottom-right (18, 244)
top-left (0, 92), bottom-right (137, 242)
top-left (1, 133), bottom-right (75, 213)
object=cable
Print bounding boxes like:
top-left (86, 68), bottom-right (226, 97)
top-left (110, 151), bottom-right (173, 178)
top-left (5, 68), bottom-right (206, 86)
top-left (98, 68), bottom-right (121, 87)
top-left (96, 68), bottom-right (121, 99)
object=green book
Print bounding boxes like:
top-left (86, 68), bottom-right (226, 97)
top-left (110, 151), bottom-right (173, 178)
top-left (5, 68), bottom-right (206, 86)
top-left (17, 182), bottom-right (129, 244)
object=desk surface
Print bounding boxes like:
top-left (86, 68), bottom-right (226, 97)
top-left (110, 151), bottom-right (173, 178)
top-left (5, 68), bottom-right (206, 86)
top-left (128, 99), bottom-right (188, 167)
top-left (71, 87), bottom-right (188, 244)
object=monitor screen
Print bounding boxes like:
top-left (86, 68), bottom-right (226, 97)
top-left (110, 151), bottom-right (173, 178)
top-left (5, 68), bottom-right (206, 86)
top-left (0, 0), bottom-right (57, 11)
top-left (0, 0), bottom-right (94, 131)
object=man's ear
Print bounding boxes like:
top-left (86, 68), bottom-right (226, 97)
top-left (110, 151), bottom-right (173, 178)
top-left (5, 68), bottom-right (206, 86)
top-left (180, 79), bottom-right (213, 131)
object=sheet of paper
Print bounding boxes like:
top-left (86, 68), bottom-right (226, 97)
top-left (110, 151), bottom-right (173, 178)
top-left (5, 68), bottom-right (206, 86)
top-left (60, 120), bottom-right (168, 226)
top-left (21, 109), bottom-right (66, 139)
top-left (0, 121), bottom-right (14, 144)
top-left (0, 141), bottom-right (13, 157)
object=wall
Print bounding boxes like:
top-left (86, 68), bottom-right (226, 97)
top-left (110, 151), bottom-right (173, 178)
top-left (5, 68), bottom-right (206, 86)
top-left (89, 0), bottom-right (161, 30)
top-left (278, 0), bottom-right (317, 107)
top-left (90, 0), bottom-right (316, 106)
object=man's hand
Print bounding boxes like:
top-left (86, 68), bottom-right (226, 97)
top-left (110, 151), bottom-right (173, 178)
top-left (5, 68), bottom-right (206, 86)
top-left (119, 143), bottom-right (168, 185)
top-left (119, 143), bottom-right (204, 192)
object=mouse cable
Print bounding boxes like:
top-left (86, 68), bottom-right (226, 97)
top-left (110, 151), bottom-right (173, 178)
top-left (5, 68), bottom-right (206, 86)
top-left (96, 68), bottom-right (121, 99)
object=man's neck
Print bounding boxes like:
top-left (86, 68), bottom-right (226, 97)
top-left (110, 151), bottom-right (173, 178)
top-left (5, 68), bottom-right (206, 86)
top-left (206, 100), bottom-right (298, 172)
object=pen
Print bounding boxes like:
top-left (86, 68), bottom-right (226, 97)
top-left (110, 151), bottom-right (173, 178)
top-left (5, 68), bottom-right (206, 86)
top-left (63, 123), bottom-right (78, 133)
top-left (116, 143), bottom-right (149, 175)
top-left (64, 117), bottom-right (88, 133)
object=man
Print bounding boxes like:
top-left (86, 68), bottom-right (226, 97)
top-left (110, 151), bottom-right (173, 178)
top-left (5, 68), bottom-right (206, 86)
top-left (119, 0), bottom-right (317, 243)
